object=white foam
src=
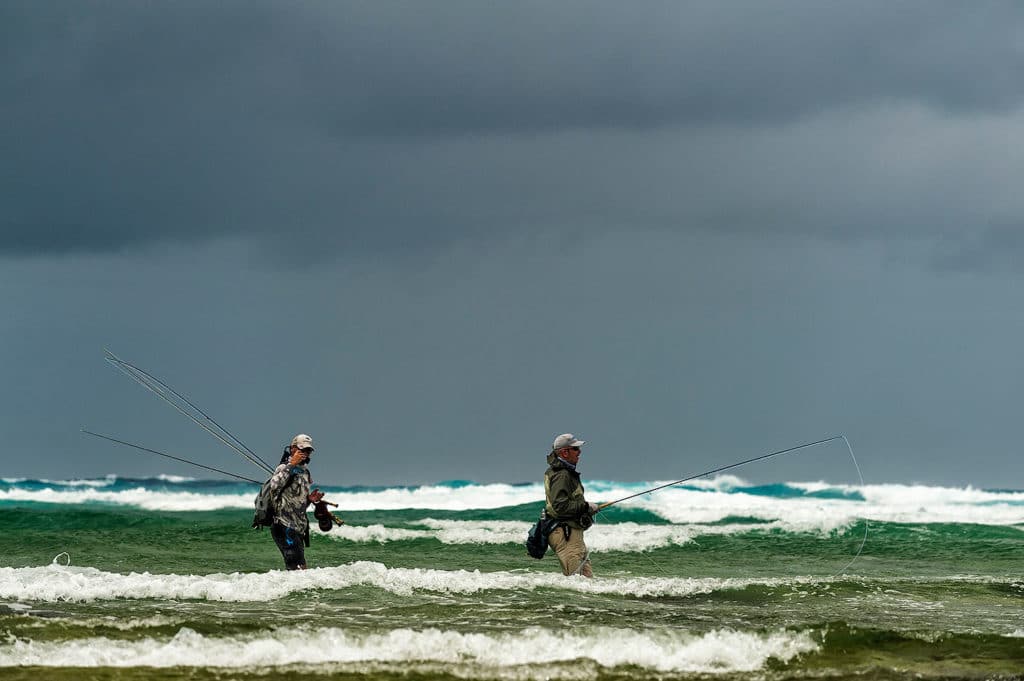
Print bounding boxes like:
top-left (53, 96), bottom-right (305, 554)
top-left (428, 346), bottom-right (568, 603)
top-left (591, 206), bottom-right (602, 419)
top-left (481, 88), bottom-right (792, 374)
top-left (323, 520), bottom-right (528, 545)
top-left (0, 487), bottom-right (252, 511)
top-left (4, 477), bottom-right (1023, 530)
top-left (635, 482), bottom-right (1024, 528)
top-left (0, 482), bottom-right (544, 512)
top-left (0, 561), bottom-right (827, 602)
top-left (325, 524), bottom-right (431, 543)
top-left (323, 483), bottom-right (544, 511)
top-left (37, 475), bottom-right (118, 488)
top-left (0, 625), bottom-right (818, 673)
top-left (321, 518), bottom-right (855, 551)
top-left (154, 474), bottom-right (195, 483)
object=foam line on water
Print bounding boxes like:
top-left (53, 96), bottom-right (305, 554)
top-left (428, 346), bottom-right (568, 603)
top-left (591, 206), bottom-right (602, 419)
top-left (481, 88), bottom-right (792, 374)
top-left (4, 563), bottom-right (1021, 604)
top-left (0, 561), bottom-right (838, 602)
top-left (0, 625), bottom-right (819, 673)
top-left (321, 518), bottom-right (858, 550)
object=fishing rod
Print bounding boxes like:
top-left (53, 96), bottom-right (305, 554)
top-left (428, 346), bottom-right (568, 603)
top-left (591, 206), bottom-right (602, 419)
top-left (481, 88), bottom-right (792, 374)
top-left (81, 429), bottom-right (263, 484)
top-left (597, 435), bottom-right (844, 511)
top-left (104, 349), bottom-right (275, 475)
top-left (82, 429), bottom-right (345, 519)
top-left (595, 434), bottom-right (868, 575)
top-left (95, 351), bottom-right (347, 517)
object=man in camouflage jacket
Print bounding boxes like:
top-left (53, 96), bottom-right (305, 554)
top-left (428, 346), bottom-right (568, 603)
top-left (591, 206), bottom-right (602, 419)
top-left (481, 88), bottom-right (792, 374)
top-left (267, 433), bottom-right (324, 569)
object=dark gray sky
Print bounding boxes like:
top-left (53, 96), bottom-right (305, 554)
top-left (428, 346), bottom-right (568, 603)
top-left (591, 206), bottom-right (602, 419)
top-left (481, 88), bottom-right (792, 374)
top-left (3, 1), bottom-right (1024, 487)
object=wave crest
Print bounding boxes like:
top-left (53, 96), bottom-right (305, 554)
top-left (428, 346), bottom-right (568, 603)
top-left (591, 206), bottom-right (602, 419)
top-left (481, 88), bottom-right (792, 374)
top-left (0, 624), bottom-right (818, 673)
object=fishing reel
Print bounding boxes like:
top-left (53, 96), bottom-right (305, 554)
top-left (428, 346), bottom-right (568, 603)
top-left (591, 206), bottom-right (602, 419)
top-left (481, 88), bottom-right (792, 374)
top-left (313, 500), bottom-right (344, 531)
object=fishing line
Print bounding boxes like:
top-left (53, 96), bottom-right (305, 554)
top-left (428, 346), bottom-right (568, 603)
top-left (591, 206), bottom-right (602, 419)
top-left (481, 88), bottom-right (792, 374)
top-left (831, 434), bottom-right (868, 576)
top-left (104, 349), bottom-right (275, 474)
top-left (596, 435), bottom-right (844, 511)
top-left (571, 550), bottom-right (591, 576)
top-left (81, 430), bottom-right (263, 484)
top-left (105, 350), bottom-right (273, 473)
top-left (592, 434), bottom-right (868, 576)
top-left (81, 429), bottom-right (347, 521)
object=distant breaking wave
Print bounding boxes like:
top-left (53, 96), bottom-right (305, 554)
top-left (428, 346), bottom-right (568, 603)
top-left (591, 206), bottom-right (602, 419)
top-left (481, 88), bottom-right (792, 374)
top-left (1, 477), bottom-right (1022, 526)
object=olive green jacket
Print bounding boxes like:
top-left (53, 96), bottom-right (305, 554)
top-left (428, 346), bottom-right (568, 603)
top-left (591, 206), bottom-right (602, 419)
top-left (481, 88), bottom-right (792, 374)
top-left (544, 452), bottom-right (590, 530)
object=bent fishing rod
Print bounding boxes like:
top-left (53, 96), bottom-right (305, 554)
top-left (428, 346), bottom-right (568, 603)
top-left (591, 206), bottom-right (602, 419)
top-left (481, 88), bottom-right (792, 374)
top-left (596, 435), bottom-right (845, 511)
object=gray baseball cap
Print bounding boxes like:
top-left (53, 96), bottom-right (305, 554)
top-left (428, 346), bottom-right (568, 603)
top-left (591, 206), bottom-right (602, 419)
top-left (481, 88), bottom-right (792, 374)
top-left (552, 433), bottom-right (586, 451)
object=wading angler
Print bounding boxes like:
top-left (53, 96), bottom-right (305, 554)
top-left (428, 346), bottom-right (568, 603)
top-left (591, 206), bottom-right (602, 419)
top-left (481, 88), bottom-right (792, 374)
top-left (542, 433), bottom-right (599, 577)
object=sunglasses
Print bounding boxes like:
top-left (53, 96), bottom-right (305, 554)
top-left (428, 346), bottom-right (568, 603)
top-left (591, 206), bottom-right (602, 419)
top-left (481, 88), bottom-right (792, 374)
top-left (299, 447), bottom-right (314, 454)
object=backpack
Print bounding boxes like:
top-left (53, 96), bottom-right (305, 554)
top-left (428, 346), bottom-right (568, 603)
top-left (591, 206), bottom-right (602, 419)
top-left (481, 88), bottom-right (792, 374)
top-left (252, 473), bottom-right (293, 529)
top-left (525, 513), bottom-right (563, 559)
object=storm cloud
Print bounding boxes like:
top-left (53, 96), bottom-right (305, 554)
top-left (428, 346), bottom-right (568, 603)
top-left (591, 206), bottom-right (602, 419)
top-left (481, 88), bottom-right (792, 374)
top-left (3, 1), bottom-right (1024, 264)
top-left (2, 2), bottom-right (1024, 487)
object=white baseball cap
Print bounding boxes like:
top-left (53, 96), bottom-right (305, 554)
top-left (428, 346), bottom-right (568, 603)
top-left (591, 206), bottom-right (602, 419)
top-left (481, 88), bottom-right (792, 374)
top-left (552, 433), bottom-right (585, 451)
top-left (290, 433), bottom-right (314, 451)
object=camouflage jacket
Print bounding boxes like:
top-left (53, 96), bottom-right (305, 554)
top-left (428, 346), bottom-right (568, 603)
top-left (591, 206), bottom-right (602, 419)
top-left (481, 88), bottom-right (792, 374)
top-left (267, 462), bottom-right (312, 533)
top-left (544, 452), bottom-right (590, 530)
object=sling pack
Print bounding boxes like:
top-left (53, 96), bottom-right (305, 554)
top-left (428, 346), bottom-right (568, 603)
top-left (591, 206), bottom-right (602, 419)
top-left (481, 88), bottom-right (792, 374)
top-left (525, 512), bottom-right (566, 559)
top-left (252, 472), bottom-right (294, 529)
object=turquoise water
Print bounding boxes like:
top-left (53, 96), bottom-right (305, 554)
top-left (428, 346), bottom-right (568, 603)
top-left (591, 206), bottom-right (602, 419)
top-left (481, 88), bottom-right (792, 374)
top-left (1, 476), bottom-right (1022, 680)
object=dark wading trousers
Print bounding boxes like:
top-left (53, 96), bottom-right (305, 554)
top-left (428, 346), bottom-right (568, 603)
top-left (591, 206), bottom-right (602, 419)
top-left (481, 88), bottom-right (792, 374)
top-left (271, 522), bottom-right (306, 569)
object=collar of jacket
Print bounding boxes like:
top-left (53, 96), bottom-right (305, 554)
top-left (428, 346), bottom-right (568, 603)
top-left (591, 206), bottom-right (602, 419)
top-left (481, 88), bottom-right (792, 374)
top-left (545, 451), bottom-right (578, 472)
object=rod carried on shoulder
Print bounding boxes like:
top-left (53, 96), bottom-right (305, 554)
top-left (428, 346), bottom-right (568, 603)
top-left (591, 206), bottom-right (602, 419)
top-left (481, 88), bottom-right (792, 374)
top-left (104, 349), bottom-right (275, 475)
top-left (597, 435), bottom-right (845, 511)
top-left (83, 429), bottom-right (346, 527)
top-left (92, 350), bottom-right (345, 520)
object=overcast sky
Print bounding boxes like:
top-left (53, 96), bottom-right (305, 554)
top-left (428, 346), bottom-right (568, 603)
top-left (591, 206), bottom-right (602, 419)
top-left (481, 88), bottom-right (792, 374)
top-left (3, 1), bottom-right (1024, 488)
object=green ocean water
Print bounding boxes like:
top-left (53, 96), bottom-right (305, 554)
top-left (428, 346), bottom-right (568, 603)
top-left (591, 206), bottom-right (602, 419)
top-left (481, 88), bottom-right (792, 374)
top-left (1, 480), bottom-right (1023, 680)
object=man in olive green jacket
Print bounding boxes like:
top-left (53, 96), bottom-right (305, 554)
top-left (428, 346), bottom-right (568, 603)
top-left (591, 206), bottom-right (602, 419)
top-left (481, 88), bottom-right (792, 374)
top-left (544, 433), bottom-right (599, 577)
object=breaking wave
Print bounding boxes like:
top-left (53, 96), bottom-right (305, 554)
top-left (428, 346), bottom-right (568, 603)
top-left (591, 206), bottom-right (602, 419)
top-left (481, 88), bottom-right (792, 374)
top-left (1, 561), bottom-right (834, 602)
top-left (2, 477), bottom-right (1021, 528)
top-left (0, 624), bottom-right (818, 673)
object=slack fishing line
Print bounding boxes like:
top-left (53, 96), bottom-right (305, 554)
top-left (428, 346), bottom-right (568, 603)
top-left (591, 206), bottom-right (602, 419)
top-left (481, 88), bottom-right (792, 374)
top-left (594, 434), bottom-right (868, 575)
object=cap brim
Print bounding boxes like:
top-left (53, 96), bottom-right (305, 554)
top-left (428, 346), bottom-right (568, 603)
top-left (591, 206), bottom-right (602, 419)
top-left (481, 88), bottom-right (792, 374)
top-left (571, 440), bottom-right (586, 447)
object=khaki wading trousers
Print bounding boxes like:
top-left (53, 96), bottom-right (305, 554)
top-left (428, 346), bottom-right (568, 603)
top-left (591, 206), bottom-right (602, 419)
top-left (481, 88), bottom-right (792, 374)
top-left (548, 526), bottom-right (593, 577)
